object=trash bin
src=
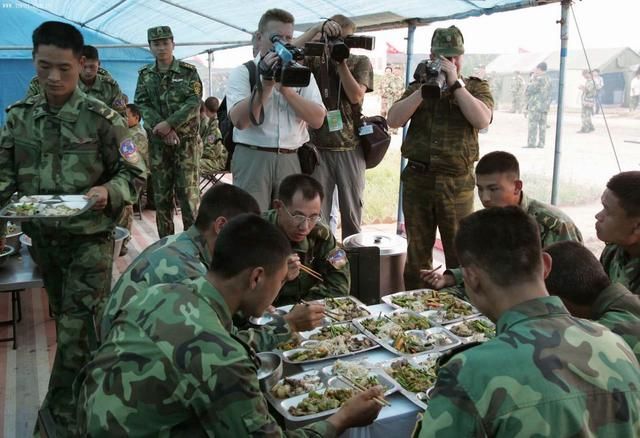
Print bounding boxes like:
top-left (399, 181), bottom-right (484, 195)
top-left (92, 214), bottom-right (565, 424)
top-left (343, 232), bottom-right (407, 297)
top-left (112, 226), bottom-right (129, 260)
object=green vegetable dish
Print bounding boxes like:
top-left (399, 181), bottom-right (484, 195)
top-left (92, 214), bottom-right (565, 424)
top-left (288, 388), bottom-right (354, 416)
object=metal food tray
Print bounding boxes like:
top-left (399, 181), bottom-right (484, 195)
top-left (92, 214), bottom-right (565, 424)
top-left (377, 355), bottom-right (440, 410)
top-left (282, 334), bottom-right (380, 365)
top-left (322, 296), bottom-right (372, 323)
top-left (275, 322), bottom-right (360, 352)
top-left (381, 289), bottom-right (480, 324)
top-left (0, 195), bottom-right (95, 221)
top-left (445, 316), bottom-right (496, 343)
top-left (265, 369), bottom-right (326, 414)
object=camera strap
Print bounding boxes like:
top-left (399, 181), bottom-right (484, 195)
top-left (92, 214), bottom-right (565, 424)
top-left (249, 62), bottom-right (265, 126)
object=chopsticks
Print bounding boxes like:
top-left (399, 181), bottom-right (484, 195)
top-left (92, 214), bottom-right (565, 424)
top-left (423, 264), bottom-right (443, 274)
top-left (299, 264), bottom-right (324, 282)
top-left (335, 374), bottom-right (391, 407)
top-left (299, 299), bottom-right (342, 321)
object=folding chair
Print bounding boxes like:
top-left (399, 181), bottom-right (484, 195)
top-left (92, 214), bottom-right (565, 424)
top-left (199, 170), bottom-right (230, 194)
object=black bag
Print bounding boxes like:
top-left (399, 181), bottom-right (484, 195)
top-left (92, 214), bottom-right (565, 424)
top-left (356, 115), bottom-right (391, 169)
top-left (218, 60), bottom-right (258, 170)
top-left (297, 142), bottom-right (320, 175)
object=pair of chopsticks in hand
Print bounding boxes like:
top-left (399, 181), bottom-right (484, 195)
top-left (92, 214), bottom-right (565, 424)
top-left (300, 299), bottom-right (341, 321)
top-left (299, 264), bottom-right (324, 282)
top-left (335, 374), bottom-right (391, 407)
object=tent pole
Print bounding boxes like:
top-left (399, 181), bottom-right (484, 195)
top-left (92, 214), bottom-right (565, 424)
top-left (551, 0), bottom-right (571, 205)
top-left (396, 20), bottom-right (417, 236)
top-left (207, 50), bottom-right (214, 97)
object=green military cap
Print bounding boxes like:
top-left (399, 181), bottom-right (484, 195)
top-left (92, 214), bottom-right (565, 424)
top-left (431, 25), bottom-right (464, 56)
top-left (147, 26), bottom-right (173, 41)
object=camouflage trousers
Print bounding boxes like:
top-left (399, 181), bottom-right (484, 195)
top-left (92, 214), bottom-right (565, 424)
top-left (527, 111), bottom-right (548, 147)
top-left (149, 136), bottom-right (201, 238)
top-left (401, 167), bottom-right (475, 290)
top-left (581, 105), bottom-right (594, 132)
top-left (29, 230), bottom-right (113, 434)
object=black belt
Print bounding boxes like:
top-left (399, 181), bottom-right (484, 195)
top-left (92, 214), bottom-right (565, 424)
top-left (406, 160), bottom-right (430, 173)
top-left (237, 144), bottom-right (297, 154)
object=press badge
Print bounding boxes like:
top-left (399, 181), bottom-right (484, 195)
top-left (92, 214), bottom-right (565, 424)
top-left (326, 110), bottom-right (344, 132)
top-left (327, 248), bottom-right (347, 269)
top-left (358, 123), bottom-right (374, 136)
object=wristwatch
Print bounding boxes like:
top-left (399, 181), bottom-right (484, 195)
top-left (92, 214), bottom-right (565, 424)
top-left (449, 78), bottom-right (465, 93)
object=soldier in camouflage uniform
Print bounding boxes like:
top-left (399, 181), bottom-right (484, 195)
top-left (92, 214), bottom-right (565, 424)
top-left (387, 26), bottom-right (493, 289)
top-left (199, 96), bottom-right (227, 174)
top-left (380, 66), bottom-right (405, 117)
top-left (0, 22), bottom-right (146, 434)
top-left (578, 69), bottom-right (596, 133)
top-left (26, 45), bottom-right (127, 117)
top-left (422, 151), bottom-right (582, 290)
top-left (544, 241), bottom-right (640, 362)
top-left (413, 207), bottom-right (640, 438)
top-left (595, 171), bottom-right (640, 294)
top-left (511, 71), bottom-right (525, 113)
top-left (525, 61), bottom-right (552, 148)
top-left (135, 26), bottom-right (203, 238)
top-left (295, 16), bottom-right (374, 239)
top-left (265, 174), bottom-right (350, 306)
top-left (77, 214), bottom-right (383, 436)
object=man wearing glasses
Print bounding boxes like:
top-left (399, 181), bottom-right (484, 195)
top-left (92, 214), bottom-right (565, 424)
top-left (264, 174), bottom-right (350, 305)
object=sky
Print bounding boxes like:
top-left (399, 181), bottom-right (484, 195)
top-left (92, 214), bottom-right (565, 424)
top-left (208, 0), bottom-right (639, 68)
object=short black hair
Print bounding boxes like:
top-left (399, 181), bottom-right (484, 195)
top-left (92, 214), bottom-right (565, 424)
top-left (126, 103), bottom-right (141, 121)
top-left (606, 171), bottom-right (640, 217)
top-left (476, 151), bottom-right (520, 177)
top-left (195, 183), bottom-right (260, 230)
top-left (537, 62), bottom-right (547, 71)
top-left (82, 45), bottom-right (99, 61)
top-left (544, 241), bottom-right (610, 306)
top-left (32, 21), bottom-right (84, 58)
top-left (455, 206), bottom-right (542, 287)
top-left (277, 174), bottom-right (324, 205)
top-left (204, 96), bottom-right (220, 112)
top-left (210, 213), bottom-right (291, 277)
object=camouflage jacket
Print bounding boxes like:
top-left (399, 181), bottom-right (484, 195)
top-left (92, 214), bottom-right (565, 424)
top-left (399, 77), bottom-right (494, 176)
top-left (511, 75), bottom-right (525, 95)
top-left (0, 88), bottom-right (146, 238)
top-left (414, 296), bottom-right (640, 437)
top-left (526, 73), bottom-right (551, 113)
top-left (593, 282), bottom-right (640, 362)
top-left (380, 72), bottom-right (405, 103)
top-left (101, 225), bottom-right (291, 352)
top-left (306, 55), bottom-right (374, 151)
top-left (26, 69), bottom-right (127, 116)
top-left (601, 243), bottom-right (640, 294)
top-left (134, 57), bottom-right (203, 139)
top-left (78, 277), bottom-right (334, 437)
top-left (128, 123), bottom-right (149, 168)
top-left (200, 117), bottom-right (227, 173)
top-left (581, 78), bottom-right (597, 107)
top-left (263, 209), bottom-right (350, 306)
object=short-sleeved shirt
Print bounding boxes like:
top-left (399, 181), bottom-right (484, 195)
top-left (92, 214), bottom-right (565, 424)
top-left (600, 244), bottom-right (640, 295)
top-left (306, 54), bottom-right (374, 151)
top-left (414, 296), bottom-right (640, 437)
top-left (593, 282), bottom-right (640, 362)
top-left (399, 77), bottom-right (493, 176)
top-left (226, 55), bottom-right (324, 150)
top-left (78, 277), bottom-right (335, 437)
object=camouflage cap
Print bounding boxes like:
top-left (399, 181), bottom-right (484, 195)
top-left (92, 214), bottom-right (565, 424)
top-left (147, 26), bottom-right (173, 41)
top-left (431, 25), bottom-right (464, 56)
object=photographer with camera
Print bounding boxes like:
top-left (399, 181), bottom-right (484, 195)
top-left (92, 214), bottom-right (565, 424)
top-left (226, 8), bottom-right (326, 211)
top-left (387, 26), bottom-right (493, 290)
top-left (294, 15), bottom-right (374, 239)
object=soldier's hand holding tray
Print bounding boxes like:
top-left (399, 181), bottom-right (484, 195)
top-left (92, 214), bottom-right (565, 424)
top-left (86, 186), bottom-right (109, 210)
top-left (285, 301), bottom-right (325, 331)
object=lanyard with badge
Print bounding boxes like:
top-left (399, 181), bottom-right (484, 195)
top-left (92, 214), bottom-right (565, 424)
top-left (320, 51), bottom-right (344, 132)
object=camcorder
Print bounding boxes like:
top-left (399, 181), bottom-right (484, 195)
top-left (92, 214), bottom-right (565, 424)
top-left (258, 36), bottom-right (320, 87)
top-left (321, 35), bottom-right (375, 63)
top-left (414, 59), bottom-right (447, 99)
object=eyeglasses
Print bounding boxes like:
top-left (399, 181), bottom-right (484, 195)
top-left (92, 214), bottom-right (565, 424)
top-left (282, 205), bottom-right (322, 227)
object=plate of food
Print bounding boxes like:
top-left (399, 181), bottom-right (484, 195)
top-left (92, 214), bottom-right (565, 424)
top-left (279, 387), bottom-right (355, 422)
top-left (282, 334), bottom-right (378, 364)
top-left (321, 360), bottom-right (398, 395)
top-left (382, 289), bottom-right (479, 324)
top-left (0, 195), bottom-right (95, 221)
top-left (302, 323), bottom-right (361, 341)
top-left (446, 317), bottom-right (496, 342)
top-left (268, 370), bottom-right (325, 400)
top-left (379, 356), bottom-right (439, 409)
top-left (322, 296), bottom-right (371, 322)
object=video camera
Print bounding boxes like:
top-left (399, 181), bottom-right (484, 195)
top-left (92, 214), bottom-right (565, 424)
top-left (258, 36), bottom-right (314, 87)
top-left (414, 59), bottom-right (447, 99)
top-left (322, 34), bottom-right (375, 63)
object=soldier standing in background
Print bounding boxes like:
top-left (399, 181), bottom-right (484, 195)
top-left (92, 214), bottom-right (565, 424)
top-left (0, 22), bottom-right (146, 434)
top-left (578, 69), bottom-right (596, 133)
top-left (135, 26), bottom-right (202, 238)
top-left (380, 65), bottom-right (404, 117)
top-left (200, 96), bottom-right (227, 173)
top-left (387, 26), bottom-right (493, 289)
top-left (511, 71), bottom-right (525, 113)
top-left (525, 62), bottom-right (551, 148)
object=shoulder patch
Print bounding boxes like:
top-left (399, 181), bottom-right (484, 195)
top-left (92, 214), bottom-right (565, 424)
top-left (179, 61), bottom-right (197, 71)
top-left (436, 341), bottom-right (483, 368)
top-left (119, 138), bottom-right (141, 164)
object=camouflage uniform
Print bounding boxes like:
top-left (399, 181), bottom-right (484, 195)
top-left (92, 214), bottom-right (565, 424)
top-left (306, 54), bottom-right (374, 238)
top-left (0, 88), bottom-right (146, 432)
top-left (379, 71), bottom-right (405, 116)
top-left (447, 193), bottom-right (583, 286)
top-left (511, 73), bottom-right (525, 113)
top-left (135, 51), bottom-right (203, 238)
top-left (525, 73), bottom-right (552, 147)
top-left (199, 116), bottom-right (227, 174)
top-left (264, 209), bottom-right (350, 306)
top-left (400, 78), bottom-right (493, 289)
top-left (600, 243), bottom-right (640, 294)
top-left (580, 76), bottom-right (596, 132)
top-left (413, 296), bottom-right (640, 437)
top-left (26, 67), bottom-right (127, 117)
top-left (593, 282), bottom-right (640, 362)
top-left (77, 278), bottom-right (334, 437)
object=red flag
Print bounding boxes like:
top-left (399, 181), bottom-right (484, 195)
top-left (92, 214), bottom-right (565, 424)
top-left (386, 42), bottom-right (402, 54)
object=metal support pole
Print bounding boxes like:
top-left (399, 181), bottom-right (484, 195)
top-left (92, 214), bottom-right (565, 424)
top-left (207, 50), bottom-right (214, 97)
top-left (396, 20), bottom-right (417, 235)
top-left (551, 1), bottom-right (571, 205)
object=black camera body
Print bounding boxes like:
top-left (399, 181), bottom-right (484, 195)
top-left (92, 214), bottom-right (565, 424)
top-left (414, 59), bottom-right (447, 99)
top-left (325, 35), bottom-right (375, 63)
top-left (260, 35), bottom-right (311, 87)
